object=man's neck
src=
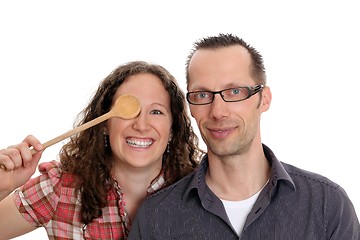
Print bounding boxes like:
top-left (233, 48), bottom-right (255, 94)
top-left (205, 147), bottom-right (270, 201)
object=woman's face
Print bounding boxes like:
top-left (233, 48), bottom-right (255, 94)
top-left (106, 73), bottom-right (172, 172)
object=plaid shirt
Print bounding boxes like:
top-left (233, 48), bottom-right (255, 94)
top-left (14, 160), bottom-right (165, 240)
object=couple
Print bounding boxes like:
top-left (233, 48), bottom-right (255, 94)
top-left (1, 33), bottom-right (359, 239)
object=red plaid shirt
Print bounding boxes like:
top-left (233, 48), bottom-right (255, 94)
top-left (14, 160), bottom-right (165, 240)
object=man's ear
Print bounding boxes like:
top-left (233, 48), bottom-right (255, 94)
top-left (260, 86), bottom-right (272, 112)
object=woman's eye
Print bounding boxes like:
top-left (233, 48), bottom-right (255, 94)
top-left (150, 110), bottom-right (163, 115)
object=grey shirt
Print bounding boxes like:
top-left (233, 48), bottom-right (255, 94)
top-left (129, 144), bottom-right (360, 239)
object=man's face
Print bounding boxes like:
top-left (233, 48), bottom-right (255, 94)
top-left (187, 45), bottom-right (271, 158)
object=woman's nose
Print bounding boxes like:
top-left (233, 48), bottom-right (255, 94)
top-left (132, 112), bottom-right (151, 131)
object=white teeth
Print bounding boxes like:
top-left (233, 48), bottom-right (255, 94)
top-left (126, 139), bottom-right (153, 148)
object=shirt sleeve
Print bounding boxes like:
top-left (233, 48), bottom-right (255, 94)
top-left (326, 185), bottom-right (360, 239)
top-left (13, 160), bottom-right (63, 227)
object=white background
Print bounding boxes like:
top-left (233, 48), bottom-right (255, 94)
top-left (1, 1), bottom-right (359, 239)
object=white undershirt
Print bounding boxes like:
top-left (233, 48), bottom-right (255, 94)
top-left (221, 190), bottom-right (261, 235)
top-left (221, 177), bottom-right (269, 236)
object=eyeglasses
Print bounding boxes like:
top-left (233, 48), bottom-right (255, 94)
top-left (186, 84), bottom-right (264, 105)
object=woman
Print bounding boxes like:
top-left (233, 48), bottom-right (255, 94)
top-left (0, 61), bottom-right (203, 239)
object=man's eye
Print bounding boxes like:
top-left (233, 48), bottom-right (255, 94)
top-left (230, 88), bottom-right (242, 95)
top-left (196, 92), bottom-right (210, 99)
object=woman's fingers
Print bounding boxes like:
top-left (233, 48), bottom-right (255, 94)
top-left (0, 135), bottom-right (43, 171)
top-left (0, 148), bottom-right (19, 171)
top-left (23, 135), bottom-right (43, 152)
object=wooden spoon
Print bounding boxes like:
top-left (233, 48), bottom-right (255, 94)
top-left (35, 94), bottom-right (141, 153)
top-left (0, 94), bottom-right (141, 170)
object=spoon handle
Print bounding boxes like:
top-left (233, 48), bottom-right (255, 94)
top-left (31, 112), bottom-right (112, 154)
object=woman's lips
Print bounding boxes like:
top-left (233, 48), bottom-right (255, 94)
top-left (126, 137), bottom-right (153, 148)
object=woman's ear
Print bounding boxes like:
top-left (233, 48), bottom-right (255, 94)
top-left (168, 131), bottom-right (173, 141)
top-left (103, 127), bottom-right (108, 135)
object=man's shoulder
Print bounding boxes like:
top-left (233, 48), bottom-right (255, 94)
top-left (281, 161), bottom-right (340, 190)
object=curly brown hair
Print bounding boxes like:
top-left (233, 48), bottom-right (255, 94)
top-left (59, 61), bottom-right (203, 224)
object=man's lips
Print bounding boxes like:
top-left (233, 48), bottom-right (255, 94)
top-left (206, 127), bottom-right (236, 139)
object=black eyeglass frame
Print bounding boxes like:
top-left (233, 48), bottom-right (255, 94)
top-left (186, 84), bottom-right (264, 105)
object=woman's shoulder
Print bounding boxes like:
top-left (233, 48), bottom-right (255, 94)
top-left (14, 160), bottom-right (79, 226)
top-left (38, 160), bottom-right (76, 187)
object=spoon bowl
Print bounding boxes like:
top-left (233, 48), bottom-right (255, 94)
top-left (110, 94), bottom-right (141, 119)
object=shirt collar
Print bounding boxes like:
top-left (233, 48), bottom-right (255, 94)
top-left (185, 144), bottom-right (295, 197)
top-left (147, 173), bottom-right (166, 195)
top-left (262, 144), bottom-right (295, 190)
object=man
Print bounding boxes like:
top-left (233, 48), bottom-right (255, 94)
top-left (128, 33), bottom-right (359, 239)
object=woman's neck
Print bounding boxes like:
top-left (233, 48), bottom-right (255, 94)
top-left (112, 165), bottom-right (162, 221)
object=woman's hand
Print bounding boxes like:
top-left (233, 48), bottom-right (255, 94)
top-left (0, 135), bottom-right (43, 200)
